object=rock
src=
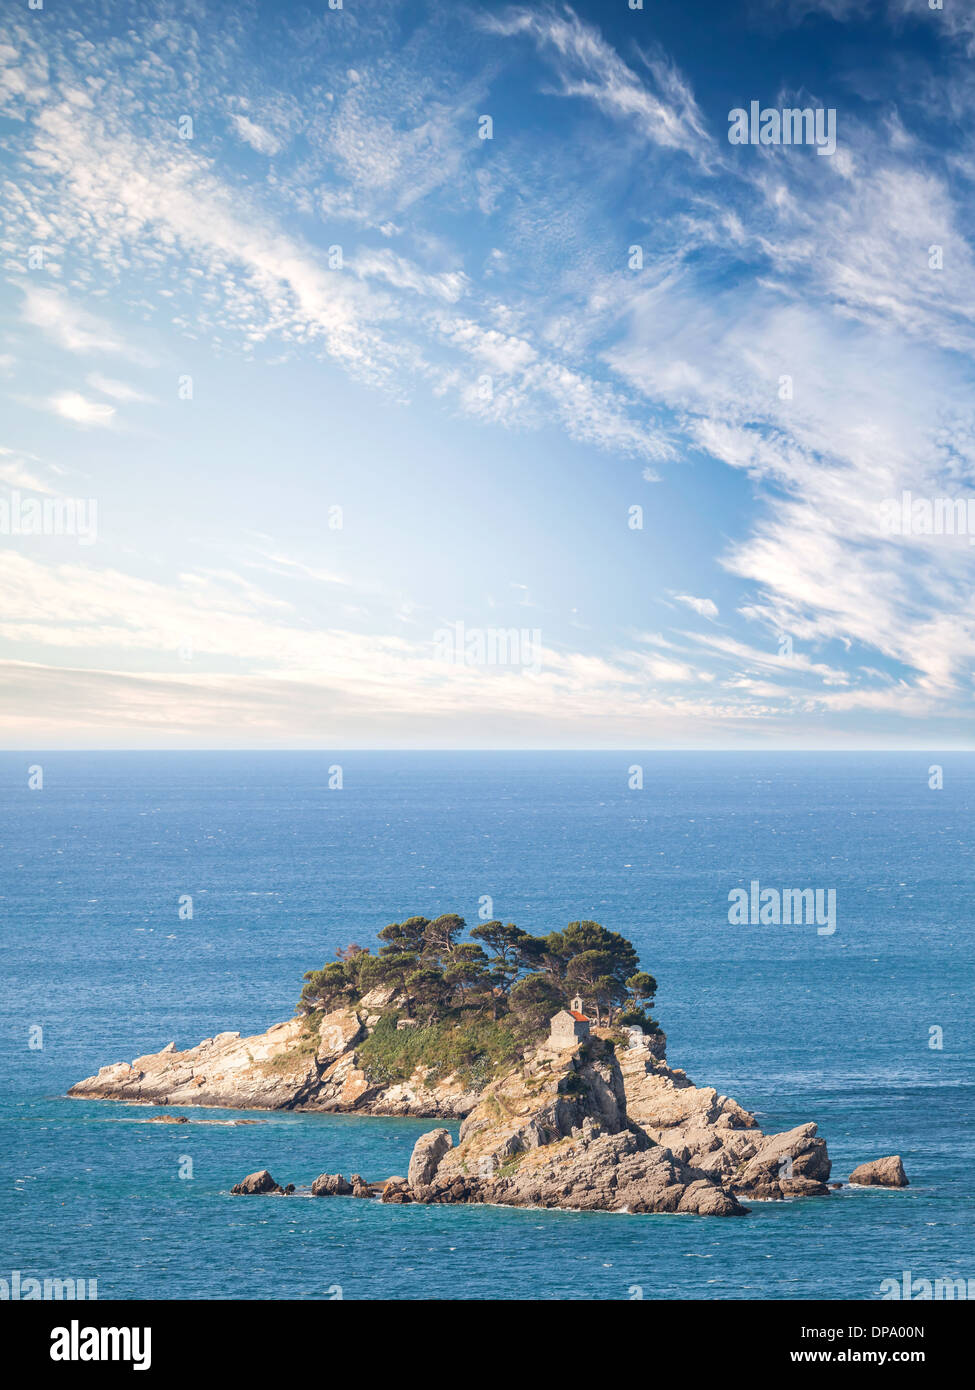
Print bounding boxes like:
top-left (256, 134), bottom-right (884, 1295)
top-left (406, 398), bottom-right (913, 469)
top-left (479, 1129), bottom-right (742, 1215)
top-left (144, 1114), bottom-right (189, 1124)
top-left (350, 1173), bottom-right (372, 1198)
top-left (380, 1176), bottom-right (412, 1204)
top-left (616, 1046), bottom-right (832, 1204)
top-left (315, 1008), bottom-right (366, 1066)
top-left (419, 1174), bottom-right (483, 1205)
top-left (68, 1004), bottom-right (482, 1118)
top-left (618, 1047), bottom-right (760, 1176)
top-left (407, 1128), bottom-right (453, 1192)
top-left (732, 1123), bottom-right (832, 1199)
top-left (69, 1007), bottom-right (833, 1211)
top-left (311, 1172), bottom-right (353, 1196)
top-left (681, 1179), bottom-right (741, 1217)
top-left (417, 1038), bottom-right (745, 1216)
top-left (849, 1156), bottom-right (908, 1187)
top-left (358, 986), bottom-right (404, 1011)
top-left (230, 1169), bottom-right (287, 1195)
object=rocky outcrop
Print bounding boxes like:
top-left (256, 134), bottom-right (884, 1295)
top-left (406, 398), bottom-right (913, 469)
top-left (617, 1043), bottom-right (831, 1200)
top-left (732, 1123), bottom-right (831, 1198)
top-left (222, 1032), bottom-right (839, 1219)
top-left (618, 1044), bottom-right (758, 1173)
top-left (311, 1172), bottom-right (353, 1196)
top-left (230, 1169), bottom-right (292, 1196)
top-left (380, 1177), bottom-right (412, 1204)
top-left (849, 1156), bottom-right (908, 1187)
top-left (407, 1128), bottom-right (453, 1191)
top-left (68, 991), bottom-right (481, 1118)
top-left (405, 1037), bottom-right (744, 1216)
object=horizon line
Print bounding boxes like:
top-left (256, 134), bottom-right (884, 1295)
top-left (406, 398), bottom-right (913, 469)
top-left (1, 747), bottom-right (973, 755)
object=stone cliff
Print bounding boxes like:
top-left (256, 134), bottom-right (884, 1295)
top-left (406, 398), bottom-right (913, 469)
top-left (396, 1030), bottom-right (833, 1214)
top-left (403, 1034), bottom-right (746, 1215)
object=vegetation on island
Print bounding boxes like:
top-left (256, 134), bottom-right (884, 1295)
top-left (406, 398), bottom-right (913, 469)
top-left (297, 915), bottom-right (659, 1087)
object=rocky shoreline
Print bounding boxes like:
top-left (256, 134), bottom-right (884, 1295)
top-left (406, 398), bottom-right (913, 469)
top-left (70, 994), bottom-right (908, 1218)
top-left (67, 989), bottom-right (480, 1118)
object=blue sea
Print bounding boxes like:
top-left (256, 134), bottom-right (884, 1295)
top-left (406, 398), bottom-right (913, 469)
top-left (1, 751), bottom-right (972, 1301)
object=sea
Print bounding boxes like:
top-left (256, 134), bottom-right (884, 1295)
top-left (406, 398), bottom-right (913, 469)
top-left (1, 751), bottom-right (972, 1301)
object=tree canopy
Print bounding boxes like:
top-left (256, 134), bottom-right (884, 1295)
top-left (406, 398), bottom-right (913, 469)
top-left (297, 913), bottom-right (658, 1040)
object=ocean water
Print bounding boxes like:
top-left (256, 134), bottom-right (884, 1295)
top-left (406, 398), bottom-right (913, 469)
top-left (1, 750), bottom-right (972, 1301)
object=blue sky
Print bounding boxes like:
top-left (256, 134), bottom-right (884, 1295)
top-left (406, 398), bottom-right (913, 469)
top-left (1, 0), bottom-right (973, 748)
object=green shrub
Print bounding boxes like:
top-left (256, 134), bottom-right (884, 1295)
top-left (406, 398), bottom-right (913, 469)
top-left (356, 1012), bottom-right (518, 1088)
top-left (617, 1009), bottom-right (659, 1034)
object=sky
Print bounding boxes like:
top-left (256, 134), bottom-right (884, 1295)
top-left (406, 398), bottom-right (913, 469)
top-left (1, 0), bottom-right (974, 749)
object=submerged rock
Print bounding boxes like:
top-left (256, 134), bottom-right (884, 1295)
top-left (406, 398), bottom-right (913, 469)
top-left (849, 1156), bottom-right (909, 1187)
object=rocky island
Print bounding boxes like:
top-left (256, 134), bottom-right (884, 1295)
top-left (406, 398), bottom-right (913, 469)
top-left (69, 913), bottom-right (901, 1216)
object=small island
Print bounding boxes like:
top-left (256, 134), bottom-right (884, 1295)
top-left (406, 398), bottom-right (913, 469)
top-left (70, 912), bottom-right (851, 1216)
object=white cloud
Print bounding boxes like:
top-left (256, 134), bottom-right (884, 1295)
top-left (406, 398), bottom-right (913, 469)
top-left (86, 373), bottom-right (152, 403)
top-left (229, 113), bottom-right (282, 156)
top-left (485, 6), bottom-right (711, 164)
top-left (0, 551), bottom-right (884, 746)
top-left (46, 392), bottom-right (116, 428)
top-left (2, 2), bottom-right (973, 744)
top-left (673, 593), bottom-right (719, 620)
top-left (19, 285), bottom-right (126, 355)
top-left (0, 447), bottom-right (59, 494)
top-left (353, 249), bottom-right (468, 303)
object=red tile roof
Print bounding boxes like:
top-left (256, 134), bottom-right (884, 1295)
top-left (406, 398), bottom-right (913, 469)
top-left (569, 1010), bottom-right (589, 1022)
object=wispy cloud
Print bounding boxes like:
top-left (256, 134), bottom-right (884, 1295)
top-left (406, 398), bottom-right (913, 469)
top-left (673, 594), bottom-right (719, 620)
top-left (1, 0), bottom-right (972, 745)
top-left (484, 6), bottom-right (711, 164)
top-left (19, 286), bottom-right (127, 355)
top-left (45, 392), bottom-right (116, 429)
top-left (228, 113), bottom-right (282, 157)
top-left (86, 374), bottom-right (153, 404)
